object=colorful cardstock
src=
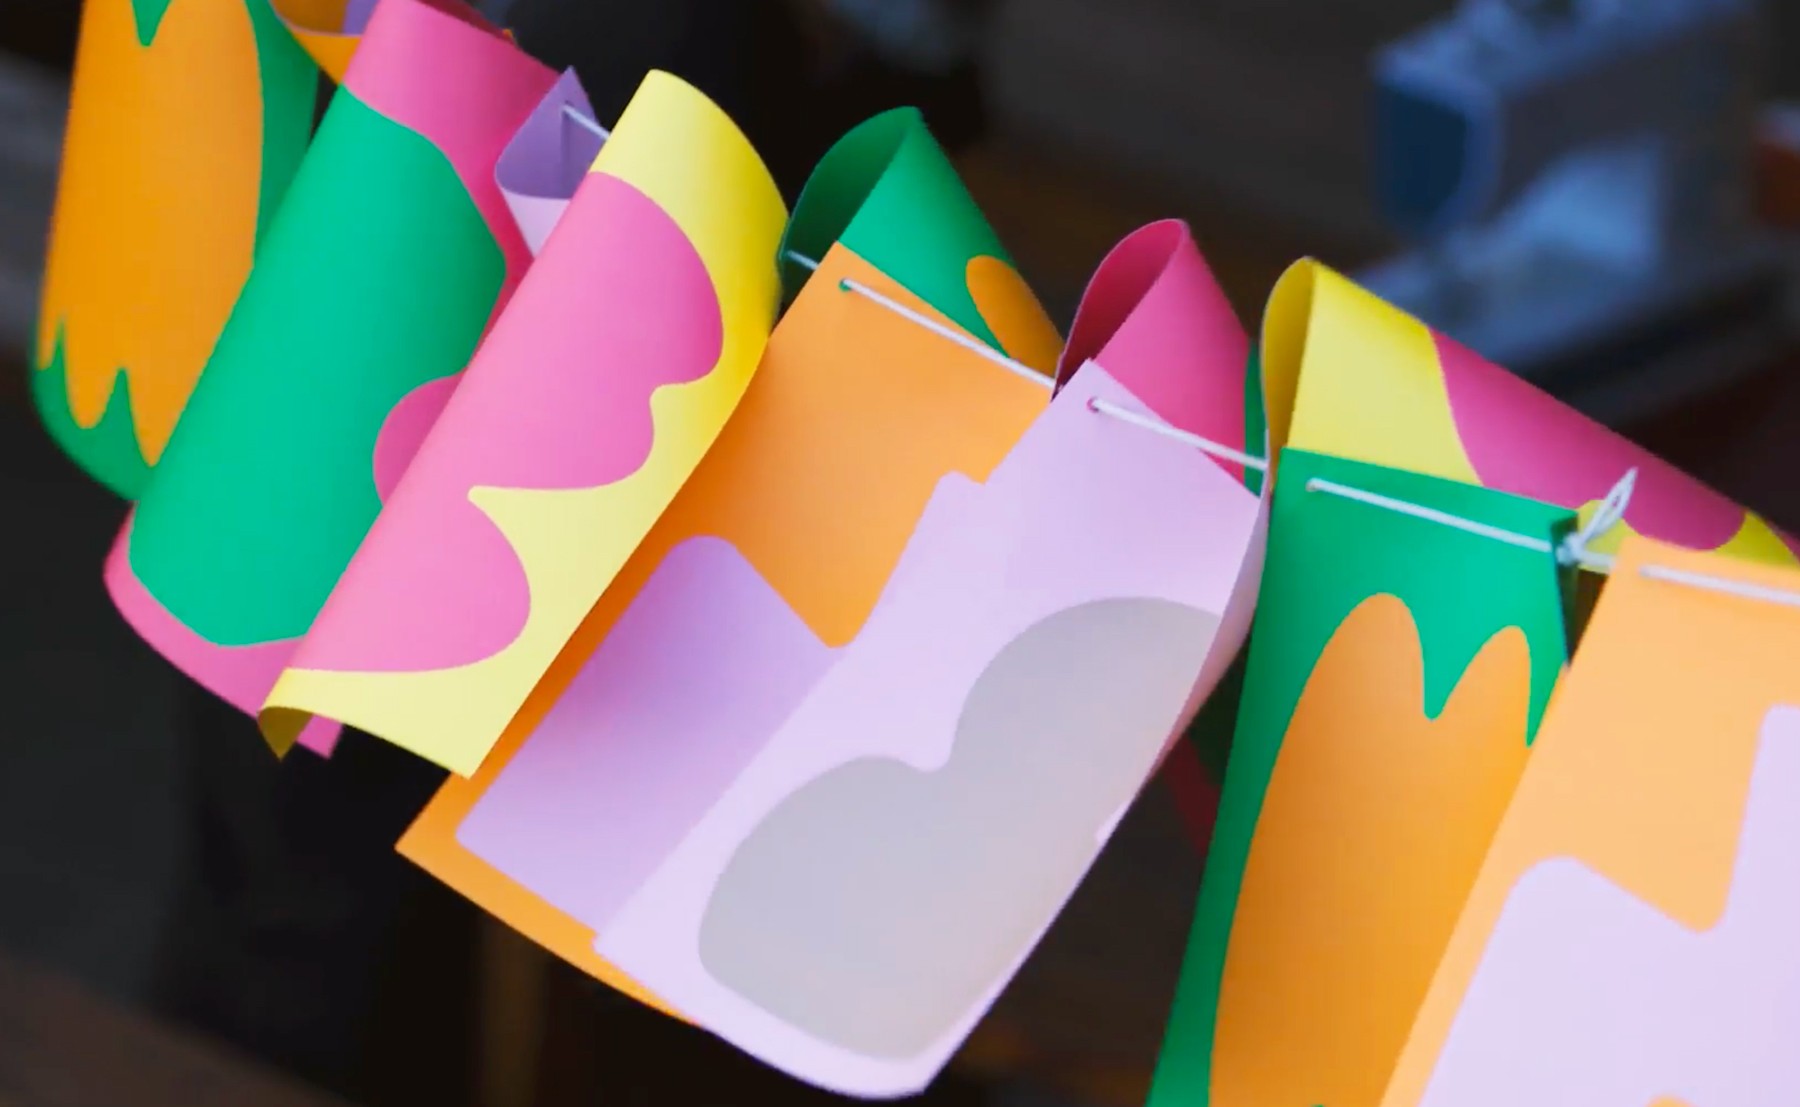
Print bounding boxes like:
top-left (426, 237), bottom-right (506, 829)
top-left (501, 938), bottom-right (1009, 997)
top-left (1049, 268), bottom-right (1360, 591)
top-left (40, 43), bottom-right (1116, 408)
top-left (591, 361), bottom-right (1262, 1095)
top-left (257, 69), bottom-right (789, 774)
top-left (398, 106), bottom-right (1063, 1009)
top-left (1149, 450), bottom-right (1575, 1107)
top-left (1381, 537), bottom-right (1800, 1107)
top-left (398, 204), bottom-right (1261, 1096)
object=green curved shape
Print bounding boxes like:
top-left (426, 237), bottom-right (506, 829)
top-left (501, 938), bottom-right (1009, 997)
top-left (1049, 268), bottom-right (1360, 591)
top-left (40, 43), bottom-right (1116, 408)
top-left (31, 330), bottom-right (152, 497)
top-left (1149, 450), bottom-right (1575, 1107)
top-left (778, 108), bottom-right (1014, 353)
top-left (245, 0), bottom-right (320, 242)
top-left (131, 0), bottom-right (176, 45)
top-left (129, 89), bottom-right (504, 646)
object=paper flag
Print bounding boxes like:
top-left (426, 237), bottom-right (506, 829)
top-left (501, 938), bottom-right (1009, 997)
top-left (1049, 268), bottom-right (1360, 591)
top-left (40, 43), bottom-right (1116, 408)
top-left (1378, 538), bottom-right (1800, 1107)
top-left (257, 69), bottom-right (788, 774)
top-left (397, 109), bottom-right (1064, 1005)
top-left (495, 69), bottom-right (602, 256)
top-left (592, 361), bottom-right (1262, 1096)
top-left (399, 211), bottom-right (1255, 1093)
top-left (1260, 260), bottom-right (1797, 565)
top-left (1149, 450), bottom-right (1575, 1107)
top-left (105, 0), bottom-right (555, 755)
top-left (33, 0), bottom-right (317, 497)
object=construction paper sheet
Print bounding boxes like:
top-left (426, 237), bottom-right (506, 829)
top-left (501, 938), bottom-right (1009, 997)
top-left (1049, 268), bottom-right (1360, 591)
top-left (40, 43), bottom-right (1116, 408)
top-left (1261, 260), bottom-right (1798, 565)
top-left (33, 0), bottom-right (317, 498)
top-left (495, 69), bottom-right (602, 256)
top-left (1379, 538), bottom-right (1800, 1107)
top-left (1149, 449), bottom-right (1576, 1107)
top-left (105, 0), bottom-right (554, 755)
top-left (397, 108), bottom-right (1067, 1006)
top-left (258, 70), bottom-right (787, 774)
top-left (594, 362), bottom-right (1262, 1096)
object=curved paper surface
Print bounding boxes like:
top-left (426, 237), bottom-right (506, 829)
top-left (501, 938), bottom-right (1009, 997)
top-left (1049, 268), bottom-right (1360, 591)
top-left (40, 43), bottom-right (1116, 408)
top-left (399, 113), bottom-right (1063, 1011)
top-left (33, 0), bottom-right (316, 497)
top-left (107, 0), bottom-right (554, 754)
top-left (593, 365), bottom-right (1262, 1096)
top-left (1057, 220), bottom-right (1259, 842)
top-left (260, 69), bottom-right (788, 775)
top-left (496, 68), bottom-right (603, 256)
top-left (780, 106), bottom-right (1063, 368)
top-left (1382, 539), bottom-right (1800, 1107)
top-left (1260, 260), bottom-right (1798, 566)
top-left (1149, 450), bottom-right (1574, 1107)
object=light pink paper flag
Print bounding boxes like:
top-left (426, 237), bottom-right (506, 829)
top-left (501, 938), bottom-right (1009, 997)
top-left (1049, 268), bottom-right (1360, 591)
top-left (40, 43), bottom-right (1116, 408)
top-left (592, 361), bottom-right (1262, 1095)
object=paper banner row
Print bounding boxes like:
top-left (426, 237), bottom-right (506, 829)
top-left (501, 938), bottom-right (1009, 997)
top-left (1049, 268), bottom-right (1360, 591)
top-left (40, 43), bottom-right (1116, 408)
top-left (30, 0), bottom-right (1800, 1099)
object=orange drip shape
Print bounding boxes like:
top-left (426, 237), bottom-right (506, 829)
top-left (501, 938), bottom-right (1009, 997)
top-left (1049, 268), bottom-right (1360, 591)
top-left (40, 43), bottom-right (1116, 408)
top-left (38, 0), bottom-right (265, 464)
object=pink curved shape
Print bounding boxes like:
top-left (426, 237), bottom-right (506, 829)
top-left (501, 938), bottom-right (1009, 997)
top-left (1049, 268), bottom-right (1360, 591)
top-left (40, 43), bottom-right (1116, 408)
top-left (105, 516), bottom-right (342, 755)
top-left (291, 173), bottom-right (724, 674)
top-left (342, 0), bottom-right (557, 316)
top-left (372, 375), bottom-right (458, 501)
top-left (1055, 220), bottom-right (1250, 479)
top-left (1419, 708), bottom-right (1800, 1106)
top-left (1436, 331), bottom-right (1779, 553)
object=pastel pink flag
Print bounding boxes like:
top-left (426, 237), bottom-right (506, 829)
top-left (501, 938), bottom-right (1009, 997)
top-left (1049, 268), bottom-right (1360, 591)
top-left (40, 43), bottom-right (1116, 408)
top-left (419, 220), bottom-right (1260, 1090)
top-left (594, 363), bottom-right (1264, 1095)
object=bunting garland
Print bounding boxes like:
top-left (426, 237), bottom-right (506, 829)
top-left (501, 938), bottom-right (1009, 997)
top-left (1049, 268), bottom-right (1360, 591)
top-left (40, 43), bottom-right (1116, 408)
top-left (25, 1), bottom-right (1800, 1100)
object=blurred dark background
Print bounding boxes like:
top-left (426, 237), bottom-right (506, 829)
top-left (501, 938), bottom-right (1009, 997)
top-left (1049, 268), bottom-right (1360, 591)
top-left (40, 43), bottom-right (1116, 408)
top-left (4, 2), bottom-right (1800, 1105)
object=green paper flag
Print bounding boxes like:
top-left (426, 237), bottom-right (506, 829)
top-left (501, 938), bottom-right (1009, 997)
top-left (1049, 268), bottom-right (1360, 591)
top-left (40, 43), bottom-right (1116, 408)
top-left (1150, 449), bottom-right (1575, 1107)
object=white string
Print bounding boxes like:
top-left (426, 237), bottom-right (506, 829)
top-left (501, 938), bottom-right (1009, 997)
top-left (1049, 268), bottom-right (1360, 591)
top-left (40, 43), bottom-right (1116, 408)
top-left (1084, 398), bottom-right (1269, 473)
top-left (1306, 477), bottom-right (1564, 555)
top-left (1553, 467), bottom-right (1637, 573)
top-left (510, 151), bottom-right (1800, 607)
top-left (778, 249), bottom-right (1274, 474)
top-left (1304, 475), bottom-right (1635, 575)
top-left (834, 272), bottom-right (1051, 387)
top-left (561, 105), bottom-right (611, 141)
top-left (1640, 563), bottom-right (1800, 609)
